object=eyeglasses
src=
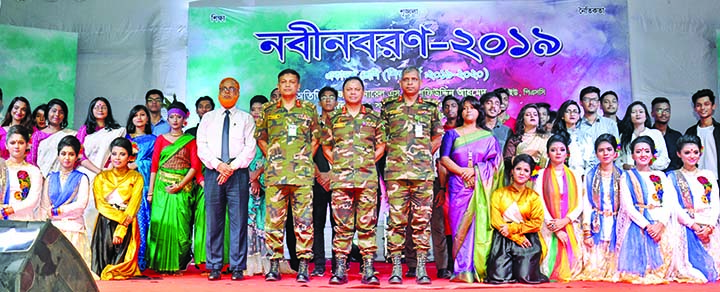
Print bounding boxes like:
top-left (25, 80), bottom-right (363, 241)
top-left (583, 98), bottom-right (599, 103)
top-left (655, 109), bottom-right (670, 114)
top-left (320, 95), bottom-right (336, 101)
top-left (93, 106), bottom-right (108, 111)
top-left (565, 109), bottom-right (580, 115)
top-left (147, 98), bottom-right (162, 103)
top-left (220, 87), bottom-right (238, 93)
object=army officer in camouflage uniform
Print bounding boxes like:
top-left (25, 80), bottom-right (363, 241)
top-left (322, 77), bottom-right (386, 285)
top-left (255, 69), bottom-right (320, 283)
top-left (382, 66), bottom-right (443, 285)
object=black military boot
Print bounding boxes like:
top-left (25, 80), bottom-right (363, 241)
top-left (388, 255), bottom-right (403, 284)
top-left (328, 257), bottom-right (348, 285)
top-left (360, 257), bottom-right (379, 285)
top-left (296, 259), bottom-right (310, 283)
top-left (265, 259), bottom-right (281, 281)
top-left (416, 252), bottom-right (431, 285)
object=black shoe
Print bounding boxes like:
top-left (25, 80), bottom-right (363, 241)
top-left (296, 260), bottom-right (310, 283)
top-left (405, 267), bottom-right (416, 278)
top-left (360, 258), bottom-right (380, 286)
top-left (208, 270), bottom-right (221, 281)
top-left (310, 265), bottom-right (325, 277)
top-left (231, 270), bottom-right (244, 281)
top-left (265, 259), bottom-right (281, 281)
top-left (329, 257), bottom-right (348, 285)
top-left (437, 268), bottom-right (452, 279)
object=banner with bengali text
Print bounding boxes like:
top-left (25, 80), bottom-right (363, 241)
top-left (188, 1), bottom-right (630, 117)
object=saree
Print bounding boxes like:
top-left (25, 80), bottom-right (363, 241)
top-left (127, 133), bottom-right (156, 270)
top-left (576, 165), bottom-right (621, 282)
top-left (90, 168), bottom-right (144, 280)
top-left (37, 129), bottom-right (77, 176)
top-left (440, 128), bottom-right (501, 282)
top-left (516, 133), bottom-right (549, 169)
top-left (536, 166), bottom-right (583, 281)
top-left (0, 127), bottom-right (8, 159)
top-left (246, 145), bottom-right (268, 275)
top-left (668, 170), bottom-right (719, 282)
top-left (146, 134), bottom-right (196, 272)
top-left (78, 126), bottom-right (127, 240)
top-left (27, 127), bottom-right (52, 165)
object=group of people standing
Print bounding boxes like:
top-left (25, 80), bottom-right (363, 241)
top-left (0, 68), bottom-right (719, 286)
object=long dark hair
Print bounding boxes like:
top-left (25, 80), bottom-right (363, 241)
top-left (126, 105), bottom-right (152, 135)
top-left (551, 100), bottom-right (581, 135)
top-left (2, 96), bottom-right (32, 128)
top-left (31, 103), bottom-right (48, 129)
top-left (83, 97), bottom-right (121, 135)
top-left (619, 101), bottom-right (652, 152)
top-left (514, 104), bottom-right (545, 135)
top-left (456, 96), bottom-right (489, 130)
top-left (46, 98), bottom-right (70, 129)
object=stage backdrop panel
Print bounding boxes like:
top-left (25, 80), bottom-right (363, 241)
top-left (188, 1), bottom-right (630, 118)
top-left (0, 24), bottom-right (78, 127)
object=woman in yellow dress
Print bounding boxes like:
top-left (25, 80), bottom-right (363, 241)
top-left (90, 137), bottom-right (144, 280)
top-left (486, 153), bottom-right (548, 284)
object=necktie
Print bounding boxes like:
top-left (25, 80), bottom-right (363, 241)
top-left (221, 110), bottom-right (230, 162)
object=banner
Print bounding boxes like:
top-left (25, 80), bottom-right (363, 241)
top-left (188, 1), bottom-right (630, 117)
top-left (0, 25), bottom-right (78, 127)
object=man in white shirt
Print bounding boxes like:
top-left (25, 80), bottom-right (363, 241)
top-left (685, 89), bottom-right (719, 178)
top-left (196, 77), bottom-right (257, 281)
top-left (577, 86), bottom-right (620, 170)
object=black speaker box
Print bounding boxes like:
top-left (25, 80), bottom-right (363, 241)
top-left (0, 220), bottom-right (98, 292)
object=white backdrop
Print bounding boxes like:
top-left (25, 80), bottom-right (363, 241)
top-left (0, 0), bottom-right (718, 132)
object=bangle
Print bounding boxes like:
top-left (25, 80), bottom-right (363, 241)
top-left (439, 187), bottom-right (446, 191)
top-left (51, 208), bottom-right (60, 217)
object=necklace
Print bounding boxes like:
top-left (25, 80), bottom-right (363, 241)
top-left (169, 132), bottom-right (183, 137)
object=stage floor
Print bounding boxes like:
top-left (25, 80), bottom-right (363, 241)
top-left (96, 262), bottom-right (720, 292)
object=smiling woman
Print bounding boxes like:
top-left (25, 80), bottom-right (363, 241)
top-left (1, 125), bottom-right (43, 222)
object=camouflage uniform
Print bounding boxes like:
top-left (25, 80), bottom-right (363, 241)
top-left (322, 105), bottom-right (385, 259)
top-left (255, 99), bottom-right (320, 260)
top-left (381, 95), bottom-right (443, 255)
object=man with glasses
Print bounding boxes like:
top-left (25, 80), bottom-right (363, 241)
top-left (576, 86), bottom-right (619, 170)
top-left (256, 69), bottom-right (320, 283)
top-left (651, 97), bottom-right (683, 171)
top-left (196, 77), bottom-right (257, 281)
top-left (145, 89), bottom-right (170, 135)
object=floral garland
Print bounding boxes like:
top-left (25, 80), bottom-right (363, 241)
top-left (531, 165), bottom-right (541, 181)
top-left (14, 170), bottom-right (30, 200)
top-left (649, 174), bottom-right (664, 203)
top-left (698, 176), bottom-right (712, 204)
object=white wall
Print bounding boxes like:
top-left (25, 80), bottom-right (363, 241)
top-left (1, 0), bottom-right (718, 131)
